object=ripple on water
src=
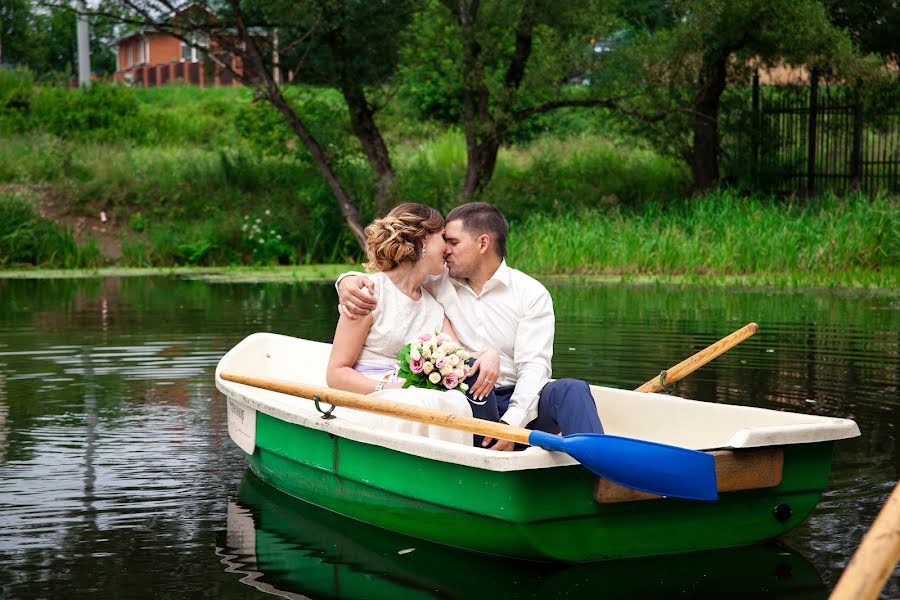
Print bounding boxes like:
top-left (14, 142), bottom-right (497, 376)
top-left (0, 278), bottom-right (897, 599)
top-left (0, 336), bottom-right (232, 559)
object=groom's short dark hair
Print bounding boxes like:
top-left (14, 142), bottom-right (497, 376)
top-left (446, 202), bottom-right (509, 258)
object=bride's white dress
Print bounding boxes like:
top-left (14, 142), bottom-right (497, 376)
top-left (332, 271), bottom-right (473, 446)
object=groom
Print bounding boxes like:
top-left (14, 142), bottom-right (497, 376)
top-left (338, 202), bottom-right (603, 450)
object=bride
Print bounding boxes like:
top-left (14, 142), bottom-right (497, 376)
top-left (326, 203), bottom-right (499, 445)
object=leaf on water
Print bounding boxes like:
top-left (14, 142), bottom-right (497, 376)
top-left (397, 548), bottom-right (416, 555)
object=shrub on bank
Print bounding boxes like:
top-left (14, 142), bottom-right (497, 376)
top-left (0, 192), bottom-right (101, 268)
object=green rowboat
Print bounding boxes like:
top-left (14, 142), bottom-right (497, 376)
top-left (215, 332), bottom-right (860, 562)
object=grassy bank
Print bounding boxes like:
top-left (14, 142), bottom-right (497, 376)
top-left (0, 83), bottom-right (897, 288)
top-left (0, 264), bottom-right (357, 282)
top-left (0, 126), bottom-right (691, 268)
top-left (510, 192), bottom-right (899, 288)
top-left (2, 190), bottom-right (897, 288)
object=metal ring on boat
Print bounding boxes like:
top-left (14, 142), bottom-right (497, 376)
top-left (658, 369), bottom-right (676, 393)
top-left (313, 395), bottom-right (336, 419)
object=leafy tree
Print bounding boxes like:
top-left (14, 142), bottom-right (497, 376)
top-left (824, 0), bottom-right (900, 63)
top-left (402, 0), bottom-right (621, 199)
top-left (58, 0), bottom-right (418, 247)
top-left (1, 0), bottom-right (33, 67)
top-left (602, 0), bottom-right (864, 193)
top-left (66, 0), bottom-right (426, 243)
top-left (250, 0), bottom-right (417, 214)
top-left (1, 1), bottom-right (118, 77)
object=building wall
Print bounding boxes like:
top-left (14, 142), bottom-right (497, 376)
top-left (149, 33), bottom-right (182, 65)
top-left (113, 31), bottom-right (248, 87)
top-left (115, 32), bottom-right (187, 72)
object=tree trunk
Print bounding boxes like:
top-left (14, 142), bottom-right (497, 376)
top-left (690, 54), bottom-right (729, 194)
top-left (458, 1), bottom-right (492, 201)
top-left (462, 137), bottom-right (500, 200)
top-left (340, 81), bottom-right (396, 215)
top-left (268, 90), bottom-right (367, 247)
top-left (228, 3), bottom-right (367, 249)
top-left (455, 0), bottom-right (535, 202)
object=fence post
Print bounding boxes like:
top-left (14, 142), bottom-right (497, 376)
top-left (752, 71), bottom-right (760, 188)
top-left (850, 84), bottom-right (863, 191)
top-left (806, 69), bottom-right (819, 196)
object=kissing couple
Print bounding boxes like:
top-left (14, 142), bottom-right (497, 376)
top-left (326, 202), bottom-right (602, 450)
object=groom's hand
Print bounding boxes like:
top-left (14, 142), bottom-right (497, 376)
top-left (468, 349), bottom-right (500, 400)
top-left (482, 419), bottom-right (515, 451)
top-left (482, 436), bottom-right (515, 451)
top-left (337, 275), bottom-right (377, 319)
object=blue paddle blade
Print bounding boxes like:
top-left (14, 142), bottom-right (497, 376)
top-left (528, 430), bottom-right (718, 501)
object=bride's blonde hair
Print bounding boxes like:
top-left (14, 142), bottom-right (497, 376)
top-left (364, 203), bottom-right (444, 272)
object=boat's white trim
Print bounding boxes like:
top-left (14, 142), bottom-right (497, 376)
top-left (216, 332), bottom-right (860, 473)
top-left (217, 379), bottom-right (576, 471)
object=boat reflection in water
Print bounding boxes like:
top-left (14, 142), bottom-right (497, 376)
top-left (219, 470), bottom-right (827, 600)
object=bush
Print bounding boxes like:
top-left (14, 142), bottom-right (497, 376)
top-left (234, 87), bottom-right (359, 164)
top-left (0, 67), bottom-right (35, 134)
top-left (30, 84), bottom-right (140, 141)
top-left (0, 192), bottom-right (101, 268)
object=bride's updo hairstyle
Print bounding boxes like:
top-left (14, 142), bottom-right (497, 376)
top-left (364, 203), bottom-right (444, 272)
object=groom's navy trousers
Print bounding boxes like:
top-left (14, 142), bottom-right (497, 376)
top-left (464, 375), bottom-right (603, 447)
top-left (496, 379), bottom-right (604, 436)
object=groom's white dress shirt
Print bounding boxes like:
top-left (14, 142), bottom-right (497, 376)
top-left (339, 260), bottom-right (554, 428)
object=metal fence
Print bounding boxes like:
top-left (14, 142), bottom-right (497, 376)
top-left (739, 75), bottom-right (900, 196)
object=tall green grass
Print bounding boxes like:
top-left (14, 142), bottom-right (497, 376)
top-left (510, 191), bottom-right (899, 285)
top-left (0, 192), bottom-right (101, 268)
top-left (396, 132), bottom-right (690, 217)
top-left (1, 84), bottom-right (897, 285)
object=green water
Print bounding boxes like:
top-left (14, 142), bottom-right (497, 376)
top-left (0, 276), bottom-right (896, 599)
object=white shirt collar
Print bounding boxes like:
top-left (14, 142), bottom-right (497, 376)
top-left (451, 259), bottom-right (510, 296)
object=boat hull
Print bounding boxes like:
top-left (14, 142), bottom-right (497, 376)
top-left (245, 408), bottom-right (834, 562)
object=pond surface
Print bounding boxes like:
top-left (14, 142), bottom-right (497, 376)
top-left (0, 276), bottom-right (896, 599)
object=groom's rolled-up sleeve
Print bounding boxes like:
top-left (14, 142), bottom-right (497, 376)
top-left (335, 270), bottom-right (367, 295)
top-left (504, 291), bottom-right (554, 429)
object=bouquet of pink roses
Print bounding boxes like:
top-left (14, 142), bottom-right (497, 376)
top-left (395, 330), bottom-right (472, 392)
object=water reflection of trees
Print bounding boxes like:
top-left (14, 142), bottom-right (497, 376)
top-left (0, 277), bottom-right (338, 442)
top-left (550, 283), bottom-right (898, 417)
top-left (550, 282), bottom-right (899, 599)
top-left (0, 277), bottom-right (896, 598)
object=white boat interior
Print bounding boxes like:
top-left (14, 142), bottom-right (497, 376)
top-left (216, 333), bottom-right (860, 472)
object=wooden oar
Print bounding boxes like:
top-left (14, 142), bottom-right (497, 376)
top-left (220, 372), bottom-right (718, 501)
top-left (829, 480), bottom-right (900, 600)
top-left (635, 323), bottom-right (759, 393)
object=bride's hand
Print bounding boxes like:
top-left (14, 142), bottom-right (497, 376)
top-left (468, 348), bottom-right (500, 400)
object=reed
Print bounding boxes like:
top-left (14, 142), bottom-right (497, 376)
top-left (510, 191), bottom-right (899, 287)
